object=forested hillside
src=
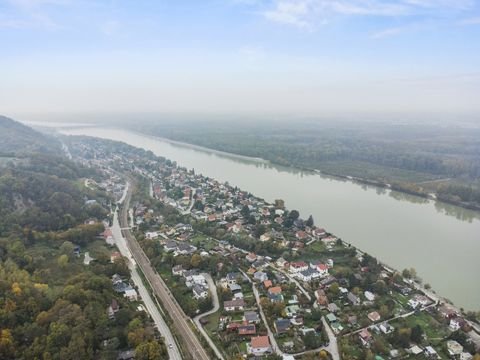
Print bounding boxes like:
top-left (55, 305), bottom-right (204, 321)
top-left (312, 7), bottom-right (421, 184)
top-left (0, 116), bottom-right (59, 155)
top-left (0, 118), bottom-right (166, 359)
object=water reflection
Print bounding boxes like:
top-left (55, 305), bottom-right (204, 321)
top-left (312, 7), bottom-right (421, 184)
top-left (434, 201), bottom-right (480, 223)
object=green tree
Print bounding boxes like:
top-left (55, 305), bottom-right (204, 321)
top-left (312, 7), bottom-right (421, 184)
top-left (57, 254), bottom-right (69, 268)
top-left (135, 341), bottom-right (165, 360)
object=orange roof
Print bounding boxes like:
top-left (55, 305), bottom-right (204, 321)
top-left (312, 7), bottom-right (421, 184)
top-left (263, 280), bottom-right (272, 288)
top-left (268, 286), bottom-right (282, 295)
top-left (247, 268), bottom-right (256, 274)
top-left (251, 335), bottom-right (270, 348)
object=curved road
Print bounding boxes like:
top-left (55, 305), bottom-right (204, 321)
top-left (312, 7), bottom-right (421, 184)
top-left (193, 274), bottom-right (225, 360)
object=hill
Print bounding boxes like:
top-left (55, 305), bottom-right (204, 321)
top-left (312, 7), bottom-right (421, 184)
top-left (0, 115), bottom-right (59, 155)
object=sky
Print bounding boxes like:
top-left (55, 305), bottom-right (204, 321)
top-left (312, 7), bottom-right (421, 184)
top-left (1, 0), bottom-right (480, 118)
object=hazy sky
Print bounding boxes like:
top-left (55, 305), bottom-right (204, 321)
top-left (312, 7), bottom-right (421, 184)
top-left (1, 0), bottom-right (480, 117)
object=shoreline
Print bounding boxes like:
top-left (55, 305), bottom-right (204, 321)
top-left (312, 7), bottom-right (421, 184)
top-left (121, 126), bottom-right (480, 214)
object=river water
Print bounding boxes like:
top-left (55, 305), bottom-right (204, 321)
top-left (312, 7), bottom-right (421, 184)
top-left (60, 126), bottom-right (480, 310)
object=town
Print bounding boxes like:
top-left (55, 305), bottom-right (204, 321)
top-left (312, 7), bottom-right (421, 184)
top-left (67, 136), bottom-right (480, 360)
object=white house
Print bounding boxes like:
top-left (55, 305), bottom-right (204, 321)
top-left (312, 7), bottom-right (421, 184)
top-left (364, 291), bottom-right (376, 302)
top-left (145, 231), bottom-right (159, 239)
top-left (124, 288), bottom-right (138, 301)
top-left (296, 268), bottom-right (322, 282)
top-left (191, 274), bottom-right (206, 285)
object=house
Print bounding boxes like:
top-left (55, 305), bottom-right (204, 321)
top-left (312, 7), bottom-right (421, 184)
top-left (260, 233), bottom-right (271, 242)
top-left (297, 268), bottom-right (322, 282)
top-left (145, 231), bottom-right (159, 239)
top-left (276, 257), bottom-right (289, 268)
top-left (224, 299), bottom-right (245, 312)
top-left (409, 346), bottom-right (423, 355)
top-left (246, 252), bottom-right (257, 263)
top-left (191, 274), bottom-right (207, 285)
top-left (268, 292), bottom-right (284, 303)
top-left (449, 317), bottom-right (467, 331)
top-left (327, 303), bottom-right (339, 313)
top-left (379, 322), bottom-right (394, 334)
top-left (408, 299), bottom-right (420, 309)
top-left (172, 265), bottom-right (184, 276)
top-left (226, 272), bottom-right (239, 285)
top-left (248, 336), bottom-right (271, 356)
top-left (285, 305), bottom-right (300, 318)
top-left (193, 284), bottom-right (209, 299)
top-left (176, 243), bottom-right (196, 255)
top-left (110, 251), bottom-right (122, 263)
top-left (107, 299), bottom-right (119, 319)
top-left (359, 329), bottom-right (372, 347)
top-left (268, 286), bottom-right (282, 295)
top-left (244, 311), bottom-right (261, 324)
top-left (229, 284), bottom-right (242, 293)
top-left (313, 227), bottom-right (327, 237)
top-left (368, 311), bottom-right (381, 322)
top-left (238, 324), bottom-right (256, 336)
top-left (253, 271), bottom-right (268, 282)
top-left (326, 313), bottom-right (337, 323)
top-left (348, 292), bottom-right (361, 306)
top-left (316, 263), bottom-right (329, 276)
top-left (164, 241), bottom-right (177, 252)
top-left (447, 341), bottom-right (463, 356)
top-left (253, 259), bottom-right (267, 269)
top-left (124, 288), bottom-right (138, 301)
top-left (289, 261), bottom-right (308, 273)
top-left (117, 350), bottom-right (135, 360)
top-left (274, 319), bottom-right (291, 334)
top-left (364, 291), bottom-right (376, 302)
top-left (424, 346), bottom-right (438, 358)
top-left (295, 231), bottom-right (307, 240)
top-left (263, 280), bottom-right (273, 289)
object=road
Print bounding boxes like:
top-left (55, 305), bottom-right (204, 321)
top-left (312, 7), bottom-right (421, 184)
top-left (181, 188), bottom-right (197, 215)
top-left (193, 274), bottom-right (225, 360)
top-left (111, 187), bottom-right (182, 360)
top-left (270, 264), bottom-right (312, 301)
top-left (120, 180), bottom-right (213, 360)
top-left (252, 283), bottom-right (283, 356)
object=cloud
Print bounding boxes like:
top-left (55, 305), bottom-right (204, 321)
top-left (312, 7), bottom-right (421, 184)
top-left (259, 0), bottom-right (477, 29)
top-left (1, 0), bottom-right (68, 29)
top-left (371, 26), bottom-right (408, 39)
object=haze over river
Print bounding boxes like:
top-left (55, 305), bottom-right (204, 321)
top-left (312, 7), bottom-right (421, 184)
top-left (61, 126), bottom-right (480, 310)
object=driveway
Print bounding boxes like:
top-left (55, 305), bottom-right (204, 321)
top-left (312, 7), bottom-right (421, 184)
top-left (193, 273), bottom-right (224, 360)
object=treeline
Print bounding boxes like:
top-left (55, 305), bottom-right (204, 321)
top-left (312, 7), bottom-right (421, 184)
top-left (130, 120), bottom-right (480, 207)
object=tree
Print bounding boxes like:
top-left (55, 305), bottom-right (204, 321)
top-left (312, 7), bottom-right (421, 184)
top-left (410, 324), bottom-right (423, 343)
top-left (190, 254), bottom-right (202, 268)
top-left (60, 241), bottom-right (74, 258)
top-left (306, 215), bottom-right (314, 227)
top-left (241, 205), bottom-right (250, 218)
top-left (0, 329), bottom-right (15, 359)
top-left (288, 210), bottom-right (300, 220)
top-left (135, 341), bottom-right (164, 360)
top-left (57, 254), bottom-right (69, 268)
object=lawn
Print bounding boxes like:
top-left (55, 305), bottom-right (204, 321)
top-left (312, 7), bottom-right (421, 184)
top-left (391, 311), bottom-right (450, 340)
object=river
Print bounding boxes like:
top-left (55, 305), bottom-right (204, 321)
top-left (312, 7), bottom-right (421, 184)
top-left (59, 126), bottom-right (479, 311)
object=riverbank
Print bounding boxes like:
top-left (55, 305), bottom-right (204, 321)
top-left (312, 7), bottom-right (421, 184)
top-left (123, 127), bottom-right (480, 213)
top-left (57, 126), bottom-right (480, 310)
